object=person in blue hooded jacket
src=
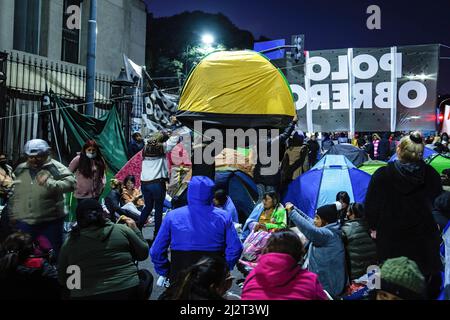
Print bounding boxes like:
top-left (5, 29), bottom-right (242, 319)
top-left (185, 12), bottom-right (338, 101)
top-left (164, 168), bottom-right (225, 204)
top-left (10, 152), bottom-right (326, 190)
top-left (150, 176), bottom-right (243, 283)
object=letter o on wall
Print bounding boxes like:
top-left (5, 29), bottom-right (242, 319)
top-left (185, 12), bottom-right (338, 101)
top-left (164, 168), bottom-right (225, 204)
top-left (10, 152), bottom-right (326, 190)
top-left (290, 84), bottom-right (307, 110)
top-left (307, 56), bottom-right (331, 82)
top-left (352, 54), bottom-right (379, 80)
top-left (399, 81), bottom-right (428, 109)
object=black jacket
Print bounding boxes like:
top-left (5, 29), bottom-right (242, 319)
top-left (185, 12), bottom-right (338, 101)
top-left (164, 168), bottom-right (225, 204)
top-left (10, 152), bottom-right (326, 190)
top-left (253, 121), bottom-right (297, 186)
top-left (307, 140), bottom-right (320, 161)
top-left (0, 258), bottom-right (60, 300)
top-left (377, 138), bottom-right (391, 161)
top-left (365, 161), bottom-right (443, 276)
top-left (342, 219), bottom-right (378, 280)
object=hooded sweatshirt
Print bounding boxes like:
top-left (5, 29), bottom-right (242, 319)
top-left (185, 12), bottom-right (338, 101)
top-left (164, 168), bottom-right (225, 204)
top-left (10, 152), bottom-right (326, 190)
top-left (365, 161), bottom-right (443, 275)
top-left (58, 221), bottom-right (149, 298)
top-left (242, 253), bottom-right (328, 300)
top-left (150, 176), bottom-right (243, 277)
top-left (288, 207), bottom-right (346, 297)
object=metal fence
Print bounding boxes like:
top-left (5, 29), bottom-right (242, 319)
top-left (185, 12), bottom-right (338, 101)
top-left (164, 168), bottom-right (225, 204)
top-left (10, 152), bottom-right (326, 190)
top-left (4, 50), bottom-right (113, 103)
top-left (0, 50), bottom-right (119, 164)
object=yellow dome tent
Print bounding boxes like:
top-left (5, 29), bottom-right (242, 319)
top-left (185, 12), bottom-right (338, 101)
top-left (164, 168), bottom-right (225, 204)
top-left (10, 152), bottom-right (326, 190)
top-left (177, 50), bottom-right (295, 129)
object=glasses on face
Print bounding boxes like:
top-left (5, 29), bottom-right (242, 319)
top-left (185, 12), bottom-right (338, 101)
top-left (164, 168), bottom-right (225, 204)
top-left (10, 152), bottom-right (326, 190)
top-left (28, 155), bottom-right (45, 161)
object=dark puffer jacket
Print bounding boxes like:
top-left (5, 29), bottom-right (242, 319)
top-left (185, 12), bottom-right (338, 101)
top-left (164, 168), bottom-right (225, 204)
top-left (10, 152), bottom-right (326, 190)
top-left (341, 219), bottom-right (378, 280)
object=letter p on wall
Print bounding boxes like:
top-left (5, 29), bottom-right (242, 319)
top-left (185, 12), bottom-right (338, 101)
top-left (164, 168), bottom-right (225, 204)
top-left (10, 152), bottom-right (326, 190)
top-left (367, 5), bottom-right (381, 30)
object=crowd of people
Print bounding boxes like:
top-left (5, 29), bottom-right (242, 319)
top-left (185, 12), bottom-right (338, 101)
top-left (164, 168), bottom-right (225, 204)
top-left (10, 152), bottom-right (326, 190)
top-left (0, 121), bottom-right (449, 300)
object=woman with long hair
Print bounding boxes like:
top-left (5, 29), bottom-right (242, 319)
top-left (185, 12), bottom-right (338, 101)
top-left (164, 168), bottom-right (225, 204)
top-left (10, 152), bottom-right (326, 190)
top-left (241, 191), bottom-right (287, 240)
top-left (69, 140), bottom-right (106, 202)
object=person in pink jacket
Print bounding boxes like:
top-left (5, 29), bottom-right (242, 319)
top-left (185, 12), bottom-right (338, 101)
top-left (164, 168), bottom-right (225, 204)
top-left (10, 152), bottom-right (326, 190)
top-left (69, 140), bottom-right (106, 202)
top-left (242, 230), bottom-right (328, 300)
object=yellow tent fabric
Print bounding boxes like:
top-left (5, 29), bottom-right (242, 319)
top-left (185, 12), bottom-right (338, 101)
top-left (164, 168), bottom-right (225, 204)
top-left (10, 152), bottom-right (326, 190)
top-left (177, 50), bottom-right (295, 129)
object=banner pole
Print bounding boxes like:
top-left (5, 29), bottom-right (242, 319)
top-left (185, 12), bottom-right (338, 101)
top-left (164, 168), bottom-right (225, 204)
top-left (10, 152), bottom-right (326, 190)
top-left (305, 51), bottom-right (313, 134)
top-left (390, 46), bottom-right (398, 133)
top-left (347, 48), bottom-right (355, 138)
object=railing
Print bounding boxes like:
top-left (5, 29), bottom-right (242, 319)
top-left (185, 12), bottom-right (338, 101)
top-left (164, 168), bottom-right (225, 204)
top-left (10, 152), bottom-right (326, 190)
top-left (0, 50), bottom-right (121, 163)
top-left (3, 50), bottom-right (113, 104)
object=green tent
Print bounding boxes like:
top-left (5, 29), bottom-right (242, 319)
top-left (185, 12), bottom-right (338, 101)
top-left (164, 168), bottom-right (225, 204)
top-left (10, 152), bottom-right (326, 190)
top-left (427, 154), bottom-right (450, 174)
top-left (53, 94), bottom-right (128, 222)
top-left (357, 160), bottom-right (388, 175)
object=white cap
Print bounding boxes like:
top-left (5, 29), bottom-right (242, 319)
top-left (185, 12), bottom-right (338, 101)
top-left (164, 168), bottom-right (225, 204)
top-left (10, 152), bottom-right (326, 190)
top-left (24, 139), bottom-right (50, 156)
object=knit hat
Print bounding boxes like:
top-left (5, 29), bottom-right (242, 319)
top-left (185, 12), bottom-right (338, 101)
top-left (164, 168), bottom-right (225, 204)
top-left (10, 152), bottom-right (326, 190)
top-left (380, 257), bottom-right (426, 300)
top-left (316, 204), bottom-right (338, 224)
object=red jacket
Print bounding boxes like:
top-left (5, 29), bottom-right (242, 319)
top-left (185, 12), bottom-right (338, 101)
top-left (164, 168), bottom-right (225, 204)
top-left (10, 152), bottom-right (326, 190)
top-left (242, 253), bottom-right (328, 300)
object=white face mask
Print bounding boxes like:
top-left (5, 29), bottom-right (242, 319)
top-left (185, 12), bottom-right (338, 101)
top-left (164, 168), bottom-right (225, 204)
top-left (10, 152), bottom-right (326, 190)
top-left (86, 152), bottom-right (97, 159)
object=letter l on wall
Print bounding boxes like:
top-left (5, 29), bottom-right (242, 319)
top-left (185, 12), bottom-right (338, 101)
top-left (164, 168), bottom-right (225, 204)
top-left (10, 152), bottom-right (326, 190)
top-left (390, 47), bottom-right (398, 132)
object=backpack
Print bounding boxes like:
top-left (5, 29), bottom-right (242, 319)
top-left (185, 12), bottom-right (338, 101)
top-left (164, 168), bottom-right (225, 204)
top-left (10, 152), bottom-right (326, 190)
top-left (241, 230), bottom-right (272, 262)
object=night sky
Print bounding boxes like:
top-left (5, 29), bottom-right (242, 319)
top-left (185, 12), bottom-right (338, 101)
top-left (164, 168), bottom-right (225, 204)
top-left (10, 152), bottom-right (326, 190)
top-left (145, 0), bottom-right (450, 93)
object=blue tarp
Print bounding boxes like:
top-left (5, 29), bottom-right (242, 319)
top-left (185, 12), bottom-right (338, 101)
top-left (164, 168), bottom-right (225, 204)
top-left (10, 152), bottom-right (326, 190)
top-left (389, 147), bottom-right (437, 162)
top-left (254, 39), bottom-right (286, 60)
top-left (283, 155), bottom-right (372, 217)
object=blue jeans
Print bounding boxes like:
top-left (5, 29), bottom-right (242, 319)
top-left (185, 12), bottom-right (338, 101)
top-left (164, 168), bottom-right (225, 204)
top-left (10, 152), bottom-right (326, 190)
top-left (14, 218), bottom-right (64, 258)
top-left (139, 181), bottom-right (166, 238)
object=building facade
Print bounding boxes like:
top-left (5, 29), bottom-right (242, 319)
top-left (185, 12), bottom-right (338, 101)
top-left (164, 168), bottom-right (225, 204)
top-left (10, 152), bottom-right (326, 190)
top-left (0, 0), bottom-right (147, 75)
top-left (0, 0), bottom-right (147, 161)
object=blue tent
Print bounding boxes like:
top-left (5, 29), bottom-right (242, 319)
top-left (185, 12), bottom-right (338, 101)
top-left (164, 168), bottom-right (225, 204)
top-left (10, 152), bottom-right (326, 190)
top-left (326, 143), bottom-right (369, 167)
top-left (171, 169), bottom-right (258, 223)
top-left (389, 147), bottom-right (437, 162)
top-left (215, 169), bottom-right (259, 222)
top-left (283, 155), bottom-right (372, 218)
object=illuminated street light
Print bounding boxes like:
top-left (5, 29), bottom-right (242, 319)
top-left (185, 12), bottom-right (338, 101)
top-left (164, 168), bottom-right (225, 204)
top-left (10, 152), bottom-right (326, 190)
top-left (202, 34), bottom-right (215, 46)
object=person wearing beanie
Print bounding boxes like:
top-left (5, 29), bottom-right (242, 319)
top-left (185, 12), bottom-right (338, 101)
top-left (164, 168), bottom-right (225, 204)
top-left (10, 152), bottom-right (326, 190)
top-left (285, 202), bottom-right (346, 297)
top-left (376, 257), bottom-right (426, 300)
top-left (58, 199), bottom-right (151, 300)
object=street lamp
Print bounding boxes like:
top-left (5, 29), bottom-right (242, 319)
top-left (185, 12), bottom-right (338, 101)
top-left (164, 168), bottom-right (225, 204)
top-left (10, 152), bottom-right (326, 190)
top-left (201, 34), bottom-right (215, 46)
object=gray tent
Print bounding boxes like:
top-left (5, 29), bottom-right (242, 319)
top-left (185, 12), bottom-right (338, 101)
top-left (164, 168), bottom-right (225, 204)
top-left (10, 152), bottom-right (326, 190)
top-left (326, 143), bottom-right (369, 167)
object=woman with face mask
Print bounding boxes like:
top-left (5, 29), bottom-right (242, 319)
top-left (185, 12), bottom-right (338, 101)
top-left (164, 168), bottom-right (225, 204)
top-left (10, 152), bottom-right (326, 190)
top-left (69, 140), bottom-right (107, 203)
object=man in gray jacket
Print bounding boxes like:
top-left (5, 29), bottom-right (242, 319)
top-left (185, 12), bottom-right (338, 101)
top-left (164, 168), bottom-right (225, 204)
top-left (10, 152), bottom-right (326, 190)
top-left (285, 202), bottom-right (347, 298)
top-left (9, 139), bottom-right (76, 256)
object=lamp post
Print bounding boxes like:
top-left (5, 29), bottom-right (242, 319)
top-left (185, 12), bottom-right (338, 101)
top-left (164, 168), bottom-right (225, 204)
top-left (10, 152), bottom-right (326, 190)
top-left (85, 0), bottom-right (97, 116)
top-left (111, 68), bottom-right (135, 143)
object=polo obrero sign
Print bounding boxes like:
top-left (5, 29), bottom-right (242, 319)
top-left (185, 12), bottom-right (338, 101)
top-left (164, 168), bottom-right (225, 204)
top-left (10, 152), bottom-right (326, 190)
top-left (285, 44), bottom-right (440, 132)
